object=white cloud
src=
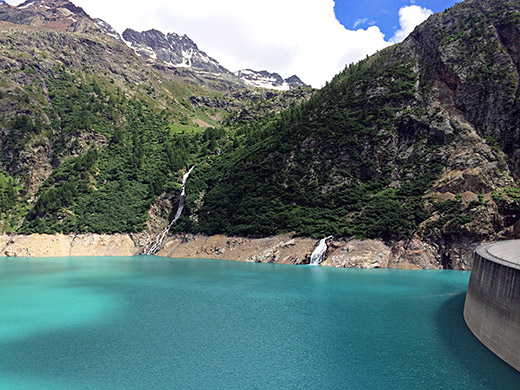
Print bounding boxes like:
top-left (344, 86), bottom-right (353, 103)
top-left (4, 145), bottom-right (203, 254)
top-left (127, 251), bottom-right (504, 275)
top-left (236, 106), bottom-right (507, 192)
top-left (389, 5), bottom-right (433, 44)
top-left (4, 0), bottom-right (433, 87)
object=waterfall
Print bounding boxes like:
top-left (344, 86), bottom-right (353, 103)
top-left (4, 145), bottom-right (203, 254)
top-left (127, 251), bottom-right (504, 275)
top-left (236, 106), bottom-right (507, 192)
top-left (143, 166), bottom-right (195, 255)
top-left (309, 236), bottom-right (333, 265)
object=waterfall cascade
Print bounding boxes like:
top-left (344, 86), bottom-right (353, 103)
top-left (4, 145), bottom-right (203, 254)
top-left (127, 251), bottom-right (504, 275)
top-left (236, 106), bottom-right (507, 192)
top-left (309, 236), bottom-right (333, 265)
top-left (143, 166), bottom-right (195, 255)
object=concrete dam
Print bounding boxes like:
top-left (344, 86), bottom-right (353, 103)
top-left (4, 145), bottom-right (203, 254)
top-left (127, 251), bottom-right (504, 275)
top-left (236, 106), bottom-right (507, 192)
top-left (464, 240), bottom-right (520, 371)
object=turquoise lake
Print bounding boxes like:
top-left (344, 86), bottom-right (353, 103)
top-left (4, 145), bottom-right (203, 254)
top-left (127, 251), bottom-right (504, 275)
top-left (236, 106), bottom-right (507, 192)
top-left (0, 256), bottom-right (519, 389)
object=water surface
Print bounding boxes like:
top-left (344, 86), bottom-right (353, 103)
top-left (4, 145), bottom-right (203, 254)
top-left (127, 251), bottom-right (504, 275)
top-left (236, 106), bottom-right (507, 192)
top-left (0, 256), bottom-right (518, 389)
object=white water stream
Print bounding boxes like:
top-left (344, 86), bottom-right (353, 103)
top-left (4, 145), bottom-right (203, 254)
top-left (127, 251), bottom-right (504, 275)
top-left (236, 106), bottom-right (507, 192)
top-left (143, 166), bottom-right (195, 255)
top-left (309, 236), bottom-right (333, 265)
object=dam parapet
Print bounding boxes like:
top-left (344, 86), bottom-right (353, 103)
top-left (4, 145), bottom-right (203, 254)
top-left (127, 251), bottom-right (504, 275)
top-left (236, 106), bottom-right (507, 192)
top-left (464, 240), bottom-right (520, 372)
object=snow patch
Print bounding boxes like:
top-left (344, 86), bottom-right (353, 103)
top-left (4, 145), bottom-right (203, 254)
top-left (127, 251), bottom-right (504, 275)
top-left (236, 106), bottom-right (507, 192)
top-left (242, 79), bottom-right (290, 91)
top-left (18, 2), bottom-right (35, 9)
top-left (237, 70), bottom-right (291, 91)
top-left (121, 37), bottom-right (134, 48)
top-left (179, 48), bottom-right (194, 67)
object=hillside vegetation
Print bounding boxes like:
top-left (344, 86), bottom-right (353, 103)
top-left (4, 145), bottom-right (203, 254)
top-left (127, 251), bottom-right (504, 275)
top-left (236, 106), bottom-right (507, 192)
top-left (179, 0), bottom-right (520, 262)
top-left (0, 19), bottom-right (310, 233)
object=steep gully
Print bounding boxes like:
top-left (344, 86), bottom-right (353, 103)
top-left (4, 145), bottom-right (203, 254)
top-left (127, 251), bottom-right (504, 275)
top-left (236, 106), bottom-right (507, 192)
top-left (142, 166), bottom-right (195, 255)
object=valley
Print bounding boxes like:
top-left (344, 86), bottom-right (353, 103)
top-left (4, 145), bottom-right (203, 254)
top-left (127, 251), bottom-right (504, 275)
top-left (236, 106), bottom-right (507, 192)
top-left (0, 0), bottom-right (519, 270)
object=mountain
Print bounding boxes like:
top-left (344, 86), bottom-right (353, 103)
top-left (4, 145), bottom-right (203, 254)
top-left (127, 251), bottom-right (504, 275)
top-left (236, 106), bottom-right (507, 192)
top-left (179, 0), bottom-right (520, 268)
top-left (0, 0), bottom-right (312, 235)
top-left (122, 28), bottom-right (310, 90)
top-left (236, 69), bottom-right (310, 91)
top-left (122, 28), bottom-right (230, 75)
top-left (0, 1), bottom-right (310, 90)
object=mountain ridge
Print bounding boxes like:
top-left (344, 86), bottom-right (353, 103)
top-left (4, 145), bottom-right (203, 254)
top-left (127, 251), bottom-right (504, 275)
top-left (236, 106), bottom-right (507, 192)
top-left (0, 0), bottom-right (105, 35)
top-left (122, 27), bottom-right (231, 75)
top-left (0, 0), bottom-right (311, 90)
top-left (122, 27), bottom-right (310, 90)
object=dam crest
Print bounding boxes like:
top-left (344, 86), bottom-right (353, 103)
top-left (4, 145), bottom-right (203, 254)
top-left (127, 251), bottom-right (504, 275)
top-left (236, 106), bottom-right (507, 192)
top-left (464, 240), bottom-right (520, 372)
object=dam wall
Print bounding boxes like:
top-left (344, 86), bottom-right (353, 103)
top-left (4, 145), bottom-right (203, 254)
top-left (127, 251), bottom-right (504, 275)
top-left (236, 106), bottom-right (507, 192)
top-left (463, 240), bottom-right (520, 372)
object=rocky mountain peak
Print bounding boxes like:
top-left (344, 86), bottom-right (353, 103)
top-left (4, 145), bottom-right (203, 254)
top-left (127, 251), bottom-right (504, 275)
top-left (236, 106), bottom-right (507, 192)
top-left (94, 18), bottom-right (124, 43)
top-left (122, 28), bottom-right (230, 74)
top-left (17, 0), bottom-right (86, 14)
top-left (166, 32), bottom-right (199, 51)
top-left (235, 69), bottom-right (310, 90)
top-left (284, 75), bottom-right (309, 88)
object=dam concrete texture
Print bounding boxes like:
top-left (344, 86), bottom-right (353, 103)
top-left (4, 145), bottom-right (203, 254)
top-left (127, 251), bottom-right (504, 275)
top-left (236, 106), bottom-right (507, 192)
top-left (464, 240), bottom-right (520, 372)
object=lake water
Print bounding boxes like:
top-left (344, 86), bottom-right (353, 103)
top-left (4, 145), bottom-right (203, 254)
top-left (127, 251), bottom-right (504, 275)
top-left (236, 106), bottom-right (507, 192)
top-left (0, 256), bottom-right (519, 389)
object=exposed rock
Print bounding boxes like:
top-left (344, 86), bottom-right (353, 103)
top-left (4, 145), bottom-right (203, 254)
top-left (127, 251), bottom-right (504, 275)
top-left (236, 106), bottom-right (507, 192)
top-left (0, 0), bottom-right (106, 35)
top-left (157, 233), bottom-right (316, 265)
top-left (389, 237), bottom-right (441, 269)
top-left (0, 233), bottom-right (135, 257)
top-left (0, 233), bottom-right (71, 257)
top-left (0, 233), bottom-right (491, 270)
top-left (69, 234), bottom-right (135, 256)
top-left (122, 28), bottom-right (230, 74)
top-left (285, 75), bottom-right (309, 89)
top-left (189, 96), bottom-right (237, 113)
top-left (461, 191), bottom-right (479, 203)
top-left (322, 239), bottom-right (391, 268)
top-left (94, 18), bottom-right (124, 43)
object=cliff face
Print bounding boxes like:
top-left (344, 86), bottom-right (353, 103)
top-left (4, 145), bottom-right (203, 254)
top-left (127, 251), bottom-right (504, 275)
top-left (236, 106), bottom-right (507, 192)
top-left (410, 0), bottom-right (520, 180)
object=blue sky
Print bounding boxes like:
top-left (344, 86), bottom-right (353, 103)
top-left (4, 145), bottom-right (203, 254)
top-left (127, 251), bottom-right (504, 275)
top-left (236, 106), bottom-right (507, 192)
top-left (334, 0), bottom-right (462, 38)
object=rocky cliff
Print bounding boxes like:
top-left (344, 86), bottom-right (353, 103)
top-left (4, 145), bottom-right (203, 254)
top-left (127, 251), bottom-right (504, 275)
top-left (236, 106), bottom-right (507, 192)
top-left (122, 28), bottom-right (230, 75)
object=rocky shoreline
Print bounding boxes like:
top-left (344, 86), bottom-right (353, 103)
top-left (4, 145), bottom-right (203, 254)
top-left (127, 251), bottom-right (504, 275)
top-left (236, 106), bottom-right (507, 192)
top-left (0, 233), bottom-right (480, 270)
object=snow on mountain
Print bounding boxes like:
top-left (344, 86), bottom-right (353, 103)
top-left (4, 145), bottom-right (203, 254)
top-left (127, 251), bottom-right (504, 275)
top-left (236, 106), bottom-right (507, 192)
top-left (94, 18), bottom-right (124, 44)
top-left (121, 28), bottom-right (230, 74)
top-left (236, 69), bottom-right (309, 90)
top-left (0, 1), bottom-right (310, 90)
